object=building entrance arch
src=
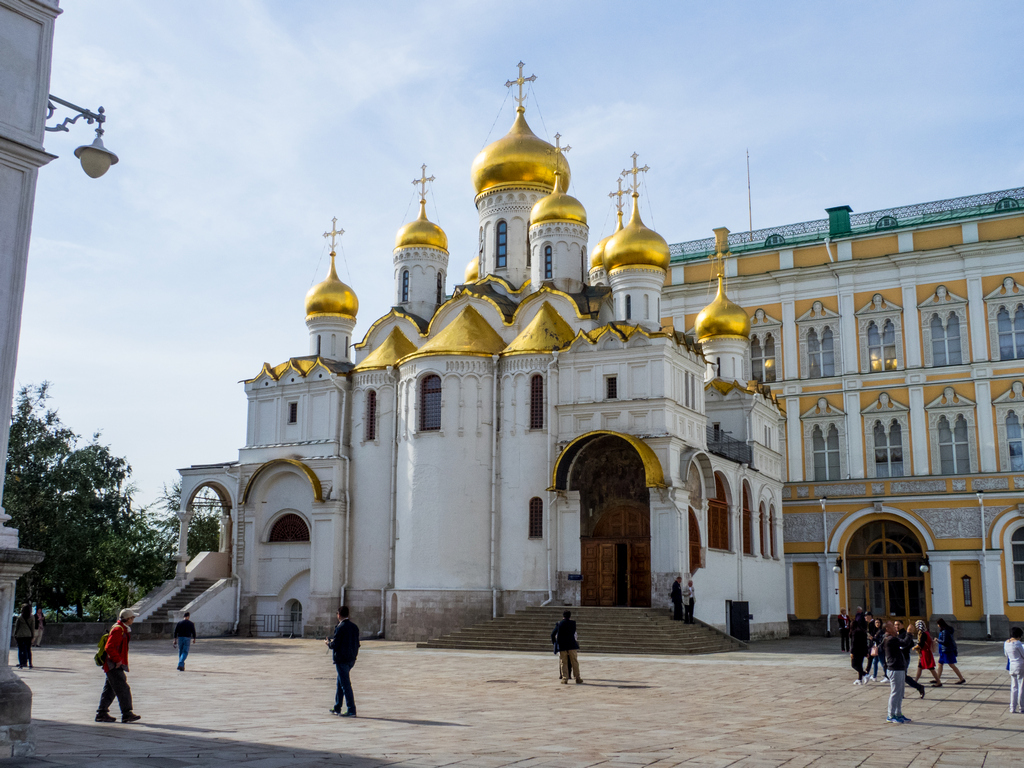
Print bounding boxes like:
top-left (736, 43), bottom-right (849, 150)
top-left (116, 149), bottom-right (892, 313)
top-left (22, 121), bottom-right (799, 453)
top-left (845, 519), bottom-right (927, 623)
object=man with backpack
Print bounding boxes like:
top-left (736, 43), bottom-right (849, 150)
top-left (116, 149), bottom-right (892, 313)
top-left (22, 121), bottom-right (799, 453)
top-left (95, 609), bottom-right (141, 723)
top-left (550, 610), bottom-right (583, 684)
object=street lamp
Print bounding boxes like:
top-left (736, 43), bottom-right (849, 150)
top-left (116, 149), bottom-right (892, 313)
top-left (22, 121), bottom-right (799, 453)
top-left (45, 95), bottom-right (119, 178)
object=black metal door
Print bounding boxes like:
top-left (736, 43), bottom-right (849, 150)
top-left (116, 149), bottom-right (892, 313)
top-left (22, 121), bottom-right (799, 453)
top-left (729, 601), bottom-right (751, 642)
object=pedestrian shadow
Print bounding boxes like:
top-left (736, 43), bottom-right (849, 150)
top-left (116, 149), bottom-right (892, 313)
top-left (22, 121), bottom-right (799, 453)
top-left (575, 683), bottom-right (654, 689)
top-left (140, 723), bottom-right (236, 734)
top-left (354, 717), bottom-right (468, 727)
top-left (908, 721), bottom-right (1024, 733)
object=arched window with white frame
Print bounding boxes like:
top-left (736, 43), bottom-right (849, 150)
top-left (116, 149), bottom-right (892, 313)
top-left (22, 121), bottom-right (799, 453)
top-left (419, 374), bottom-right (442, 432)
top-left (495, 220), bottom-right (508, 269)
top-left (930, 312), bottom-right (962, 366)
top-left (543, 244), bottom-right (552, 279)
top-left (872, 419), bottom-right (904, 477)
top-left (937, 414), bottom-right (970, 474)
top-left (811, 424), bottom-right (841, 481)
top-left (1013, 528), bottom-right (1024, 601)
top-left (1007, 411), bottom-right (1024, 471)
top-left (401, 270), bottom-right (409, 303)
top-left (997, 304), bottom-right (1024, 360)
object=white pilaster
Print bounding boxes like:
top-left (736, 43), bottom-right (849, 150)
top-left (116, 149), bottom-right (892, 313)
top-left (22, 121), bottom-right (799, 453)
top-left (786, 397), bottom-right (803, 482)
top-left (782, 300), bottom-right (798, 380)
top-left (844, 392), bottom-right (864, 479)
top-left (967, 275), bottom-right (988, 363)
top-left (901, 283), bottom-right (922, 369)
top-left (839, 290), bottom-right (858, 375)
top-left (908, 386), bottom-right (929, 475)
top-left (975, 380), bottom-right (996, 473)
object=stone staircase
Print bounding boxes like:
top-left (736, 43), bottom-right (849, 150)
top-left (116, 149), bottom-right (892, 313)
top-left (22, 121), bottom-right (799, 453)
top-left (144, 579), bottom-right (216, 622)
top-left (417, 606), bottom-right (746, 655)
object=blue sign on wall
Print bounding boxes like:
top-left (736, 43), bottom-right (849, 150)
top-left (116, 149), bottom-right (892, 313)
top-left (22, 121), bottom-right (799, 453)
top-left (567, 573), bottom-right (583, 581)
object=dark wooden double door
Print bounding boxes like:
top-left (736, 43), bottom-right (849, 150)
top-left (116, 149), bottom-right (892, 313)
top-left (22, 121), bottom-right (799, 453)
top-left (580, 506), bottom-right (651, 607)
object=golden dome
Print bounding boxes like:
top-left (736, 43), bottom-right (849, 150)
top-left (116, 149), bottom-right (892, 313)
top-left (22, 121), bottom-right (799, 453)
top-left (471, 107), bottom-right (569, 196)
top-left (395, 199), bottom-right (448, 252)
top-left (694, 274), bottom-right (750, 341)
top-left (530, 172), bottom-right (587, 225)
top-left (603, 195), bottom-right (670, 273)
top-left (590, 210), bottom-right (624, 270)
top-left (464, 257), bottom-right (480, 283)
top-left (305, 252), bottom-right (358, 319)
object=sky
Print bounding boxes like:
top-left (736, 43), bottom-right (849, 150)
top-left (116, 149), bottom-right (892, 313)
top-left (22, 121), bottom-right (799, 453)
top-left (18, 0), bottom-right (1024, 508)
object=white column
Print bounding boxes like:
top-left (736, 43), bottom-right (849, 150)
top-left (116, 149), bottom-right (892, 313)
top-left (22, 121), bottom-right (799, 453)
top-left (786, 398), bottom-right (803, 482)
top-left (967, 275), bottom-right (987, 363)
top-left (908, 386), bottom-right (929, 475)
top-left (782, 300), bottom-right (798, 380)
top-left (176, 510), bottom-right (191, 578)
top-left (976, 380), bottom-right (997, 472)
top-left (839, 292), bottom-right (858, 375)
top-left (845, 392), bottom-right (864, 479)
top-left (901, 283), bottom-right (922, 369)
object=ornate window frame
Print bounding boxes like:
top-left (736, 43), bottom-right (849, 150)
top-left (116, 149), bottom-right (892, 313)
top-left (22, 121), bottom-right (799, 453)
top-left (986, 276), bottom-right (1024, 361)
top-left (750, 308), bottom-right (782, 383)
top-left (802, 397), bottom-right (847, 481)
top-left (856, 293), bottom-right (904, 373)
top-left (925, 387), bottom-right (978, 475)
top-left (797, 301), bottom-right (842, 379)
top-left (919, 285), bottom-right (968, 367)
top-left (994, 380), bottom-right (1024, 472)
top-left (861, 392), bottom-right (910, 478)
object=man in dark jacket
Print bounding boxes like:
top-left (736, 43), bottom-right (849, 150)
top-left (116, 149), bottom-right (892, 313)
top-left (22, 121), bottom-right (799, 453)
top-left (173, 611), bottom-right (197, 671)
top-left (670, 577), bottom-right (684, 621)
top-left (881, 621), bottom-right (919, 723)
top-left (894, 620), bottom-right (926, 697)
top-left (326, 606), bottom-right (360, 717)
top-left (551, 610), bottom-right (582, 684)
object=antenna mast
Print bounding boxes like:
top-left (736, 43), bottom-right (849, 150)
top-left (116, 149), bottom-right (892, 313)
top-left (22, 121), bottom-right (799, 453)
top-left (746, 149), bottom-right (753, 242)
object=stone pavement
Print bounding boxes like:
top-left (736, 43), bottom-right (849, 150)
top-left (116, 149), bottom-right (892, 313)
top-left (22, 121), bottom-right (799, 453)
top-left (2, 635), bottom-right (1022, 768)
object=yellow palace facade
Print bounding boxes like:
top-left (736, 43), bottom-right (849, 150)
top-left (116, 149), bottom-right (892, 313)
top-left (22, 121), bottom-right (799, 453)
top-left (664, 188), bottom-right (1024, 638)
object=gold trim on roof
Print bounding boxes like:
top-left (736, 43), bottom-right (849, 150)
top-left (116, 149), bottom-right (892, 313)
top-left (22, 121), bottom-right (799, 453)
top-left (242, 459), bottom-right (323, 504)
top-left (403, 305), bottom-right (506, 361)
top-left (354, 327), bottom-right (418, 371)
top-left (502, 302), bottom-right (575, 356)
top-left (550, 430), bottom-right (667, 491)
top-left (245, 357), bottom-right (335, 384)
top-left (353, 309), bottom-right (429, 351)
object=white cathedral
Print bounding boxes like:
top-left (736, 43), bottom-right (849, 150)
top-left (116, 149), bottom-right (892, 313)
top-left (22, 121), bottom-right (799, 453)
top-left (152, 68), bottom-right (789, 642)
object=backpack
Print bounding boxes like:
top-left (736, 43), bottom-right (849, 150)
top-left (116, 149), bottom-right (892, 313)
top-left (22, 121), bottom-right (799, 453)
top-left (94, 631), bottom-right (110, 667)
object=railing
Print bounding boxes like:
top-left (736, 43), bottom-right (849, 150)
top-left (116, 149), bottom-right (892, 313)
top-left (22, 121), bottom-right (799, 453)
top-left (248, 614), bottom-right (303, 638)
top-left (706, 426), bottom-right (753, 467)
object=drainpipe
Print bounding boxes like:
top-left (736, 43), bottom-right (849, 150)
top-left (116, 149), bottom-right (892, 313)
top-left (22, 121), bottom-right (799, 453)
top-left (541, 351), bottom-right (559, 606)
top-left (977, 491), bottom-right (992, 640)
top-left (330, 376), bottom-right (350, 608)
top-left (383, 365), bottom-right (400, 636)
top-left (490, 354), bottom-right (500, 618)
top-left (822, 496), bottom-right (832, 637)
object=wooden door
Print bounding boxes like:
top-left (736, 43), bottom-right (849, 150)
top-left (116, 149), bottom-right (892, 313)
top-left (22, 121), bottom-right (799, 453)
top-left (793, 562), bottom-right (821, 619)
top-left (628, 540), bottom-right (651, 607)
top-left (582, 540), bottom-right (618, 606)
top-left (598, 543), bottom-right (617, 605)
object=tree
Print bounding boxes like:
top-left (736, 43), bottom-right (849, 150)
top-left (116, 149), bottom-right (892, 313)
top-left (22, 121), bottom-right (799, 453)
top-left (156, 479), bottom-right (222, 562)
top-left (4, 383), bottom-right (175, 616)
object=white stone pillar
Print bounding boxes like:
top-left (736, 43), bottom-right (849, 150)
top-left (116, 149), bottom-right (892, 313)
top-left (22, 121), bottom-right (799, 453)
top-left (845, 392), bottom-right (864, 479)
top-left (901, 282), bottom-right (922, 368)
top-left (782, 300), bottom-right (798, 380)
top-left (786, 397), bottom-right (803, 482)
top-left (175, 510), bottom-right (191, 579)
top-left (839, 291), bottom-right (858, 375)
top-left (967, 275), bottom-right (987, 363)
top-left (975, 381), bottom-right (996, 473)
top-left (908, 386), bottom-right (929, 476)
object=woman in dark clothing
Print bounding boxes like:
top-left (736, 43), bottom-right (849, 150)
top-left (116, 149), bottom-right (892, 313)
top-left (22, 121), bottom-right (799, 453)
top-left (868, 618), bottom-right (888, 681)
top-left (13, 603), bottom-right (33, 669)
top-left (851, 619), bottom-right (870, 684)
top-left (935, 617), bottom-right (966, 684)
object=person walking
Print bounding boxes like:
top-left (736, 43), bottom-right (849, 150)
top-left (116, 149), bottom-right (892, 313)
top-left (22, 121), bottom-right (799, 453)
top-left (868, 617), bottom-right (887, 682)
top-left (1005, 626), bottom-right (1024, 713)
top-left (683, 580), bottom-right (696, 624)
top-left (173, 611), bottom-right (197, 671)
top-left (894, 620), bottom-right (926, 698)
top-left (13, 604), bottom-right (33, 669)
top-left (31, 606), bottom-right (45, 647)
top-left (551, 610), bottom-right (583, 684)
top-left (837, 608), bottom-right (851, 652)
top-left (326, 606), bottom-right (360, 717)
top-left (670, 576), bottom-right (684, 621)
top-left (935, 618), bottom-right (966, 685)
top-left (881, 621), bottom-right (911, 723)
top-left (913, 620), bottom-right (942, 687)
top-left (850, 616), bottom-right (869, 684)
top-left (95, 609), bottom-right (141, 723)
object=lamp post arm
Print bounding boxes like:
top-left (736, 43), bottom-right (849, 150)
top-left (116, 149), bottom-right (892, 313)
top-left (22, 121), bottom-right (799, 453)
top-left (45, 95), bottom-right (107, 135)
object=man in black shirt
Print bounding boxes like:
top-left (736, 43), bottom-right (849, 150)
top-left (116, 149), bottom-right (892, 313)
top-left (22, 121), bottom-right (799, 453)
top-left (551, 610), bottom-right (582, 684)
top-left (670, 577), bottom-right (684, 621)
top-left (173, 611), bottom-right (197, 671)
top-left (326, 606), bottom-right (360, 717)
top-left (894, 620), bottom-right (926, 697)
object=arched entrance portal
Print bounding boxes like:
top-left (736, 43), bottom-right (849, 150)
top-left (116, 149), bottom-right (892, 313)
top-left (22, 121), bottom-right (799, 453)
top-left (570, 434), bottom-right (652, 607)
top-left (845, 520), bottom-right (927, 623)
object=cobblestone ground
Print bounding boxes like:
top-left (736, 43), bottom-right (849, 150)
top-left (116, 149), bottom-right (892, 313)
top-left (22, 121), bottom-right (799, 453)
top-left (2, 636), bottom-right (1022, 767)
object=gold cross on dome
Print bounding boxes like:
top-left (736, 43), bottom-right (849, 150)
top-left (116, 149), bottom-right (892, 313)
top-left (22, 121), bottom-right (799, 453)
top-left (552, 133), bottom-right (571, 158)
top-left (621, 152), bottom-right (650, 196)
top-left (609, 176), bottom-right (628, 213)
top-left (412, 164), bottom-right (435, 201)
top-left (505, 61), bottom-right (537, 108)
top-left (323, 217), bottom-right (344, 251)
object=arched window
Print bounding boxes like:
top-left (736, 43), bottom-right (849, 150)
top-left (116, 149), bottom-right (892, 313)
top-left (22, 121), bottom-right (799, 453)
top-left (625, 294), bottom-right (632, 320)
top-left (496, 220), bottom-right (508, 268)
top-left (867, 320), bottom-right (897, 372)
top-left (1012, 528), bottom-right (1024, 600)
top-left (436, 272), bottom-right (443, 305)
top-left (873, 419), bottom-right (904, 477)
top-left (708, 474), bottom-right (730, 550)
top-left (269, 514), bottom-right (310, 542)
top-left (688, 508), bottom-right (702, 572)
top-left (821, 328), bottom-right (835, 376)
top-left (742, 486), bottom-right (753, 555)
top-left (1006, 412), bottom-right (1024, 471)
top-left (401, 270), bottom-right (410, 303)
top-left (758, 502), bottom-right (766, 557)
top-left (528, 497), bottom-right (543, 538)
top-left (643, 294), bottom-right (650, 320)
top-left (997, 305), bottom-right (1024, 360)
top-left (419, 374), bottom-right (442, 431)
top-left (544, 244), bottom-right (552, 279)
top-left (763, 334), bottom-right (776, 382)
top-left (812, 424), bottom-right (841, 481)
top-left (288, 599), bottom-right (303, 625)
top-left (930, 312), bottom-right (962, 367)
top-left (751, 337), bottom-right (763, 378)
top-left (365, 390), bottom-right (377, 441)
top-left (807, 328), bottom-right (834, 377)
top-left (529, 374), bottom-right (544, 430)
top-left (769, 505), bottom-right (777, 558)
top-left (751, 335), bottom-right (777, 383)
top-left (938, 414), bottom-right (970, 474)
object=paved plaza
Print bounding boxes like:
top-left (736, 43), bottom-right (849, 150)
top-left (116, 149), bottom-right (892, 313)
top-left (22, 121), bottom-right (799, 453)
top-left (2, 635), bottom-right (1022, 768)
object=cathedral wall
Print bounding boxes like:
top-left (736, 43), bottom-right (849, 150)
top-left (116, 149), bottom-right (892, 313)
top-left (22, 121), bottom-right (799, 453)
top-left (385, 589), bottom-right (493, 642)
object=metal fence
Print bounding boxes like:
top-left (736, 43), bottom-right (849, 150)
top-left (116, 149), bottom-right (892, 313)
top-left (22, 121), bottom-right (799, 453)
top-left (706, 426), bottom-right (753, 467)
top-left (248, 614), bottom-right (303, 638)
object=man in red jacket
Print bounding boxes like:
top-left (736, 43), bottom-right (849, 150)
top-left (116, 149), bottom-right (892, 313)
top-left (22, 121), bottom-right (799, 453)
top-left (96, 609), bottom-right (142, 723)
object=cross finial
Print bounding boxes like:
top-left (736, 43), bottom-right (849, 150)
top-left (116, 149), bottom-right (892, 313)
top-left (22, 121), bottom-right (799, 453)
top-left (505, 61), bottom-right (537, 109)
top-left (412, 163), bottom-right (435, 201)
top-left (323, 217), bottom-right (344, 252)
top-left (609, 176), bottom-right (628, 213)
top-left (621, 152), bottom-right (650, 196)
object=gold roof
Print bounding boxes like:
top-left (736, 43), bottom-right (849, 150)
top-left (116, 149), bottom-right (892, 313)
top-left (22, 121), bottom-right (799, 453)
top-left (395, 199), bottom-right (448, 252)
top-left (404, 304), bottom-right (506, 360)
top-left (246, 356), bottom-right (335, 383)
top-left (590, 209), bottom-right (623, 270)
top-left (503, 302), bottom-right (575, 355)
top-left (694, 273), bottom-right (751, 341)
top-left (353, 326), bottom-right (418, 371)
top-left (464, 256), bottom-right (480, 283)
top-left (530, 171), bottom-right (587, 225)
top-left (471, 107), bottom-right (569, 196)
top-left (305, 252), bottom-right (358, 319)
top-left (603, 195), bottom-right (670, 273)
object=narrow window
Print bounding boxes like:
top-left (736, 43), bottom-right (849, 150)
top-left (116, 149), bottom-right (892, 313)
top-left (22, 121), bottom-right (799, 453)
top-left (813, 424), bottom-right (841, 481)
top-left (930, 314), bottom-right (947, 366)
top-left (544, 244), bottom-right (552, 279)
top-left (684, 372), bottom-right (691, 409)
top-left (882, 319), bottom-right (897, 370)
top-left (826, 425), bottom-right (841, 478)
top-left (820, 327), bottom-right (835, 376)
top-left (287, 402), bottom-right (298, 424)
top-left (625, 295), bottom-right (632, 320)
top-left (606, 376), bottom-right (618, 400)
top-left (998, 305), bottom-right (1024, 361)
top-left (938, 414), bottom-right (970, 474)
top-left (763, 334), bottom-right (777, 382)
top-left (1012, 528), bottom-right (1024, 600)
top-left (868, 321), bottom-right (882, 371)
top-left (708, 475), bottom-right (730, 550)
top-left (419, 374), bottom-right (442, 431)
top-left (888, 421), bottom-right (904, 476)
top-left (742, 488), bottom-right (752, 555)
top-left (1008, 412), bottom-right (1024, 471)
top-left (751, 337), bottom-right (764, 382)
top-left (807, 328), bottom-right (821, 378)
top-left (402, 270), bottom-right (410, 303)
top-left (528, 497), bottom-right (543, 538)
top-left (331, 334), bottom-right (337, 357)
top-left (436, 272), bottom-right (443, 305)
top-left (759, 502), bottom-right (766, 557)
top-left (643, 294), bottom-right (650, 320)
top-left (529, 374), bottom-right (544, 430)
top-left (769, 505), bottom-right (776, 558)
top-left (962, 575), bottom-right (973, 607)
top-left (496, 220), bottom-right (508, 269)
top-left (316, 334), bottom-right (322, 357)
top-left (874, 419), bottom-right (903, 477)
top-left (365, 390), bottom-right (377, 441)
top-left (945, 313), bottom-right (962, 365)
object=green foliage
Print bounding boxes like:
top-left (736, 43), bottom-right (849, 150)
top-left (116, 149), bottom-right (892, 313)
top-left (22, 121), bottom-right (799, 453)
top-left (155, 480), bottom-right (223, 562)
top-left (4, 383), bottom-right (176, 616)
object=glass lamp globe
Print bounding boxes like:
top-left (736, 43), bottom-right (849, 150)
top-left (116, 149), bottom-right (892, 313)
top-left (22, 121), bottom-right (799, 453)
top-left (920, 564), bottom-right (930, 573)
top-left (832, 565), bottom-right (841, 573)
top-left (74, 136), bottom-right (119, 178)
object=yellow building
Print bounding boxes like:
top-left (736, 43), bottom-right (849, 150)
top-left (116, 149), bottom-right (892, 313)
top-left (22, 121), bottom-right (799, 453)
top-left (664, 188), bottom-right (1024, 637)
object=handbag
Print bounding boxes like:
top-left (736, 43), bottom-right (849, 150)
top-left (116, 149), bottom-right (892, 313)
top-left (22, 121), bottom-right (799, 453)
top-left (870, 645), bottom-right (878, 657)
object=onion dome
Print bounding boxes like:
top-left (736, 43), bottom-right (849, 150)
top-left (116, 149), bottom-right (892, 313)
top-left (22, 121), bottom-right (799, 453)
top-left (530, 171), bottom-right (586, 225)
top-left (471, 107), bottom-right (569, 196)
top-left (694, 274), bottom-right (751, 341)
top-left (305, 252), bottom-right (358, 319)
top-left (591, 209), bottom-right (624, 270)
top-left (395, 198), bottom-right (448, 252)
top-left (603, 194), bottom-right (670, 273)
top-left (464, 257), bottom-right (480, 283)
